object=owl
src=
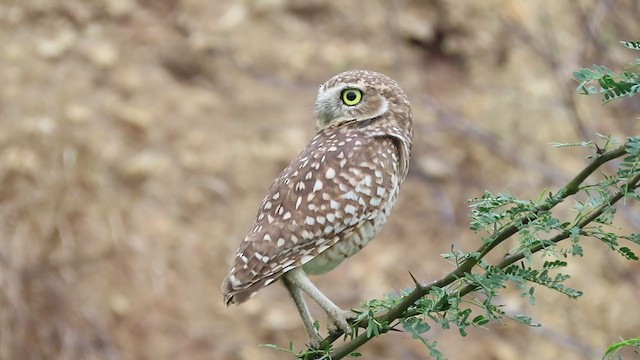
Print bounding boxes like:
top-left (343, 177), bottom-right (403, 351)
top-left (222, 70), bottom-right (413, 347)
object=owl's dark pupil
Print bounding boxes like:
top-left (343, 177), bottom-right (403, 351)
top-left (346, 92), bottom-right (357, 101)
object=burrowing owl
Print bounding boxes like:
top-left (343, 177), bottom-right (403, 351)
top-left (222, 70), bottom-right (412, 347)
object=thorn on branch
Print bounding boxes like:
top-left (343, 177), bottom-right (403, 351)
top-left (408, 271), bottom-right (426, 290)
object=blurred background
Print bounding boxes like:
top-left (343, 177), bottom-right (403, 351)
top-left (1, 0), bottom-right (639, 359)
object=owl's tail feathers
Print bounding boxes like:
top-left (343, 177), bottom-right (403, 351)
top-left (221, 275), bottom-right (277, 306)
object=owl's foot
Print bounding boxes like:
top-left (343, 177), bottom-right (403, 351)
top-left (327, 308), bottom-right (357, 335)
top-left (283, 269), bottom-right (357, 340)
top-left (307, 332), bottom-right (324, 349)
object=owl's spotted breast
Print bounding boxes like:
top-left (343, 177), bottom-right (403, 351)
top-left (302, 134), bottom-right (402, 275)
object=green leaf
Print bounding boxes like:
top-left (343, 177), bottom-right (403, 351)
top-left (365, 310), bottom-right (381, 338)
top-left (603, 337), bottom-right (640, 359)
top-left (428, 341), bottom-right (447, 360)
top-left (472, 315), bottom-right (490, 326)
top-left (619, 246), bottom-right (639, 260)
top-left (543, 260), bottom-right (568, 269)
top-left (415, 321), bottom-right (431, 334)
top-left (620, 40), bottom-right (640, 50)
top-left (512, 314), bottom-right (540, 327)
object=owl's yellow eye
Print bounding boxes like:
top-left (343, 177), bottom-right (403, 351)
top-left (341, 89), bottom-right (362, 106)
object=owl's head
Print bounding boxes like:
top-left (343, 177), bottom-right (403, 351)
top-left (313, 70), bottom-right (411, 134)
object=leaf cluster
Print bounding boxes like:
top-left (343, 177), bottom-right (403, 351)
top-left (573, 41), bottom-right (640, 103)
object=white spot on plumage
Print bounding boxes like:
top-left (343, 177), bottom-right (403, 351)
top-left (305, 216), bottom-right (315, 225)
top-left (267, 214), bottom-right (274, 224)
top-left (325, 167), bottom-right (336, 179)
top-left (263, 234), bottom-right (271, 241)
top-left (272, 192), bottom-right (280, 200)
top-left (264, 201), bottom-right (272, 210)
top-left (377, 187), bottom-right (386, 196)
top-left (342, 190), bottom-right (358, 201)
top-left (330, 200), bottom-right (341, 209)
top-left (295, 197), bottom-right (302, 209)
top-left (283, 211), bottom-right (292, 220)
top-left (316, 216), bottom-right (326, 224)
top-left (291, 234), bottom-right (298, 244)
top-left (228, 275), bottom-right (241, 287)
top-left (364, 175), bottom-right (372, 187)
top-left (277, 238), bottom-right (286, 247)
top-left (313, 179), bottom-right (323, 192)
top-left (344, 204), bottom-right (357, 215)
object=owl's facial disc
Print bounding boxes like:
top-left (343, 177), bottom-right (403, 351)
top-left (314, 83), bottom-right (388, 130)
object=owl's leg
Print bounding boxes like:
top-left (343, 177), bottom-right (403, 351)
top-left (282, 274), bottom-right (323, 348)
top-left (283, 268), bottom-right (354, 336)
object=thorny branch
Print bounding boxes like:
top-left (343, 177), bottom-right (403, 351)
top-left (306, 144), bottom-right (632, 360)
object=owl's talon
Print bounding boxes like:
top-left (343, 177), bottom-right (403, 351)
top-left (307, 333), bottom-right (324, 349)
top-left (328, 309), bottom-right (356, 335)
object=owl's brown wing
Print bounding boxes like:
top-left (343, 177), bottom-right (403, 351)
top-left (222, 128), bottom-right (399, 304)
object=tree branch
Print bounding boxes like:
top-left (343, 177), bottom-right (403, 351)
top-left (315, 144), bottom-right (630, 360)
